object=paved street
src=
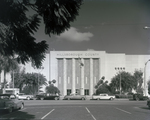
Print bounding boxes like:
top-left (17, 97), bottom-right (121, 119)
top-left (0, 100), bottom-right (150, 120)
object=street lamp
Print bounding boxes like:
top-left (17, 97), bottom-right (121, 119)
top-left (143, 26), bottom-right (150, 96)
top-left (144, 59), bottom-right (150, 96)
top-left (115, 67), bottom-right (125, 95)
top-left (78, 56), bottom-right (84, 95)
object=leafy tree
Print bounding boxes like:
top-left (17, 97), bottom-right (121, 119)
top-left (110, 71), bottom-right (134, 94)
top-left (22, 73), bottom-right (47, 94)
top-left (0, 55), bottom-right (19, 89)
top-left (0, 0), bottom-right (83, 68)
top-left (94, 76), bottom-right (110, 95)
top-left (11, 71), bottom-right (47, 95)
top-left (45, 80), bottom-right (60, 94)
top-left (0, 82), bottom-right (8, 94)
top-left (132, 70), bottom-right (143, 94)
top-left (10, 67), bottom-right (26, 90)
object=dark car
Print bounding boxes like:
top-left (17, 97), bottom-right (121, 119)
top-left (0, 94), bottom-right (24, 113)
top-left (133, 93), bottom-right (149, 101)
top-left (36, 93), bottom-right (60, 100)
top-left (147, 99), bottom-right (150, 108)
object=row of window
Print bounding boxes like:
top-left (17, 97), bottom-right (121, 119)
top-left (59, 77), bottom-right (97, 84)
top-left (67, 89), bottom-right (89, 95)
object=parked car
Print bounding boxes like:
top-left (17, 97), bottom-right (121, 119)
top-left (133, 93), bottom-right (149, 101)
top-left (0, 94), bottom-right (24, 113)
top-left (36, 93), bottom-right (60, 100)
top-left (17, 93), bottom-right (34, 100)
top-left (63, 93), bottom-right (86, 100)
top-left (147, 99), bottom-right (150, 108)
top-left (92, 93), bottom-right (115, 100)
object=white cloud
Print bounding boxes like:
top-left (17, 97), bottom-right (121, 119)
top-left (56, 27), bottom-right (93, 42)
top-left (84, 25), bottom-right (93, 29)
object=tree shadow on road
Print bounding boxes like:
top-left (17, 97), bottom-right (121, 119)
top-left (138, 106), bottom-right (150, 110)
top-left (0, 110), bottom-right (35, 120)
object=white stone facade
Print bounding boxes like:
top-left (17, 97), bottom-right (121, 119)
top-left (49, 51), bottom-right (150, 96)
top-left (1, 51), bottom-right (150, 96)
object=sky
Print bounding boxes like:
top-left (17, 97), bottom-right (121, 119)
top-left (34, 0), bottom-right (150, 55)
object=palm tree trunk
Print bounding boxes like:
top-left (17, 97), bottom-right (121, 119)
top-left (0, 71), bottom-right (1, 86)
top-left (3, 71), bottom-right (6, 93)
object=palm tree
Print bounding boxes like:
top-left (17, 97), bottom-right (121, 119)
top-left (0, 54), bottom-right (4, 85)
top-left (0, 55), bottom-right (19, 90)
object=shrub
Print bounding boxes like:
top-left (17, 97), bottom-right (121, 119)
top-left (115, 94), bottom-right (133, 98)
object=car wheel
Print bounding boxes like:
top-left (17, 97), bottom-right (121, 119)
top-left (136, 97), bottom-right (139, 101)
top-left (8, 107), bottom-right (13, 113)
top-left (110, 97), bottom-right (114, 100)
top-left (81, 97), bottom-right (85, 100)
top-left (41, 98), bottom-right (44, 100)
top-left (27, 97), bottom-right (30, 100)
top-left (54, 97), bottom-right (58, 100)
top-left (19, 103), bottom-right (24, 110)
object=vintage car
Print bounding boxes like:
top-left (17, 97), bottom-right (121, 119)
top-left (63, 93), bottom-right (86, 100)
top-left (133, 93), bottom-right (149, 101)
top-left (17, 93), bottom-right (34, 100)
top-left (92, 93), bottom-right (115, 100)
top-left (36, 93), bottom-right (60, 100)
top-left (0, 94), bottom-right (24, 113)
top-left (147, 99), bottom-right (150, 108)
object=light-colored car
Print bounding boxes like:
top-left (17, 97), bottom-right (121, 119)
top-left (0, 94), bottom-right (24, 113)
top-left (64, 93), bottom-right (86, 100)
top-left (17, 93), bottom-right (34, 100)
top-left (92, 93), bottom-right (115, 100)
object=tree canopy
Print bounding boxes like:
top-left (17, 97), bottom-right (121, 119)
top-left (10, 68), bottom-right (48, 95)
top-left (147, 80), bottom-right (150, 95)
top-left (94, 76), bottom-right (110, 95)
top-left (109, 70), bottom-right (143, 94)
top-left (46, 80), bottom-right (60, 94)
top-left (0, 0), bottom-right (83, 68)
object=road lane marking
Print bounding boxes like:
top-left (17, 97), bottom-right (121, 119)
top-left (41, 109), bottom-right (55, 120)
top-left (85, 107), bottom-right (97, 120)
top-left (115, 107), bottom-right (131, 114)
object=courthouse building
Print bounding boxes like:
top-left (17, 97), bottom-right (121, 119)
top-left (1, 50), bottom-right (150, 96)
top-left (49, 51), bottom-right (150, 96)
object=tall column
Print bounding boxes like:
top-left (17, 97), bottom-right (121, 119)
top-left (90, 58), bottom-right (93, 96)
top-left (63, 58), bottom-right (67, 96)
top-left (80, 58), bottom-right (84, 95)
top-left (72, 58), bottom-right (75, 93)
top-left (55, 59), bottom-right (58, 87)
top-left (99, 58), bottom-right (101, 79)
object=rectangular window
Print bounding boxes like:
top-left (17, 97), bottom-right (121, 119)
top-left (77, 77), bottom-right (78, 84)
top-left (94, 77), bottom-right (96, 84)
top-left (67, 89), bottom-right (71, 95)
top-left (68, 77), bottom-right (70, 84)
top-left (59, 77), bottom-right (61, 84)
top-left (84, 89), bottom-right (89, 95)
top-left (86, 77), bottom-right (88, 84)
